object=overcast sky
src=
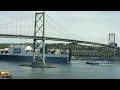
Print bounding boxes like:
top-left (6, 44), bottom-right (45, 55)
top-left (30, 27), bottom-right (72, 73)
top-left (0, 11), bottom-right (120, 46)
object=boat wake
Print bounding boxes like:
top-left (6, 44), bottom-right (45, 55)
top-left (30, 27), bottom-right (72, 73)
top-left (68, 62), bottom-right (80, 64)
top-left (98, 64), bottom-right (112, 66)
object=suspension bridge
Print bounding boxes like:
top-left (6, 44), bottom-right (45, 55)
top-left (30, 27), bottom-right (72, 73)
top-left (0, 12), bottom-right (119, 66)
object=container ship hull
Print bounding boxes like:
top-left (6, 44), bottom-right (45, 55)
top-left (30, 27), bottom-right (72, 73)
top-left (0, 45), bottom-right (70, 63)
top-left (0, 55), bottom-right (69, 63)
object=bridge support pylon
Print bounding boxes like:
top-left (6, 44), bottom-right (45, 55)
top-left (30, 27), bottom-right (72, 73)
top-left (33, 12), bottom-right (46, 65)
top-left (108, 33), bottom-right (117, 61)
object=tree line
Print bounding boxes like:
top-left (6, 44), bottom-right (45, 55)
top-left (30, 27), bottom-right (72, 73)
top-left (0, 43), bottom-right (120, 58)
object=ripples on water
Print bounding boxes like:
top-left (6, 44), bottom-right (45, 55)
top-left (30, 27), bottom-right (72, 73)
top-left (0, 60), bottom-right (120, 79)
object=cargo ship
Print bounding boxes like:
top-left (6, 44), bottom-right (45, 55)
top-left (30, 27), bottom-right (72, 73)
top-left (0, 45), bottom-right (71, 63)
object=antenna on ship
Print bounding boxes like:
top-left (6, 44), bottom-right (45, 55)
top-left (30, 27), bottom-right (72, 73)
top-left (33, 12), bottom-right (46, 65)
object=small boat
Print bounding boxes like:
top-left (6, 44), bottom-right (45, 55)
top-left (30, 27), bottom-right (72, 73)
top-left (70, 56), bottom-right (77, 60)
top-left (86, 60), bottom-right (99, 65)
top-left (0, 71), bottom-right (12, 79)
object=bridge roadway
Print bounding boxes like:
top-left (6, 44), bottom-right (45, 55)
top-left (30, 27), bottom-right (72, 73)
top-left (0, 34), bottom-right (115, 48)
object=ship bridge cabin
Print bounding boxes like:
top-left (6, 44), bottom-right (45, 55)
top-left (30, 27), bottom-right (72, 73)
top-left (0, 48), bottom-right (9, 54)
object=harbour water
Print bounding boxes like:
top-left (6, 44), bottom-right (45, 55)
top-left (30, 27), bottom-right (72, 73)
top-left (1, 60), bottom-right (120, 79)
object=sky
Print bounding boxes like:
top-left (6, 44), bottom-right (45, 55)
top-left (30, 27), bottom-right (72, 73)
top-left (0, 11), bottom-right (120, 46)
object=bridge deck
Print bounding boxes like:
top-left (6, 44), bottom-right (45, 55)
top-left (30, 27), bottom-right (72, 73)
top-left (0, 34), bottom-right (115, 48)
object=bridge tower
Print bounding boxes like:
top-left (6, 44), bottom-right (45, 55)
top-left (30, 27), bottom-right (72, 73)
top-left (33, 12), bottom-right (46, 65)
top-left (108, 33), bottom-right (117, 61)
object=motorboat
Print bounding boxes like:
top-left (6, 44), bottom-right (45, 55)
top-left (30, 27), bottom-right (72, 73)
top-left (86, 60), bottom-right (99, 65)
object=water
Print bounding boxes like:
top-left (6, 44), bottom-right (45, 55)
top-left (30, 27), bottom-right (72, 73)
top-left (1, 60), bottom-right (120, 79)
